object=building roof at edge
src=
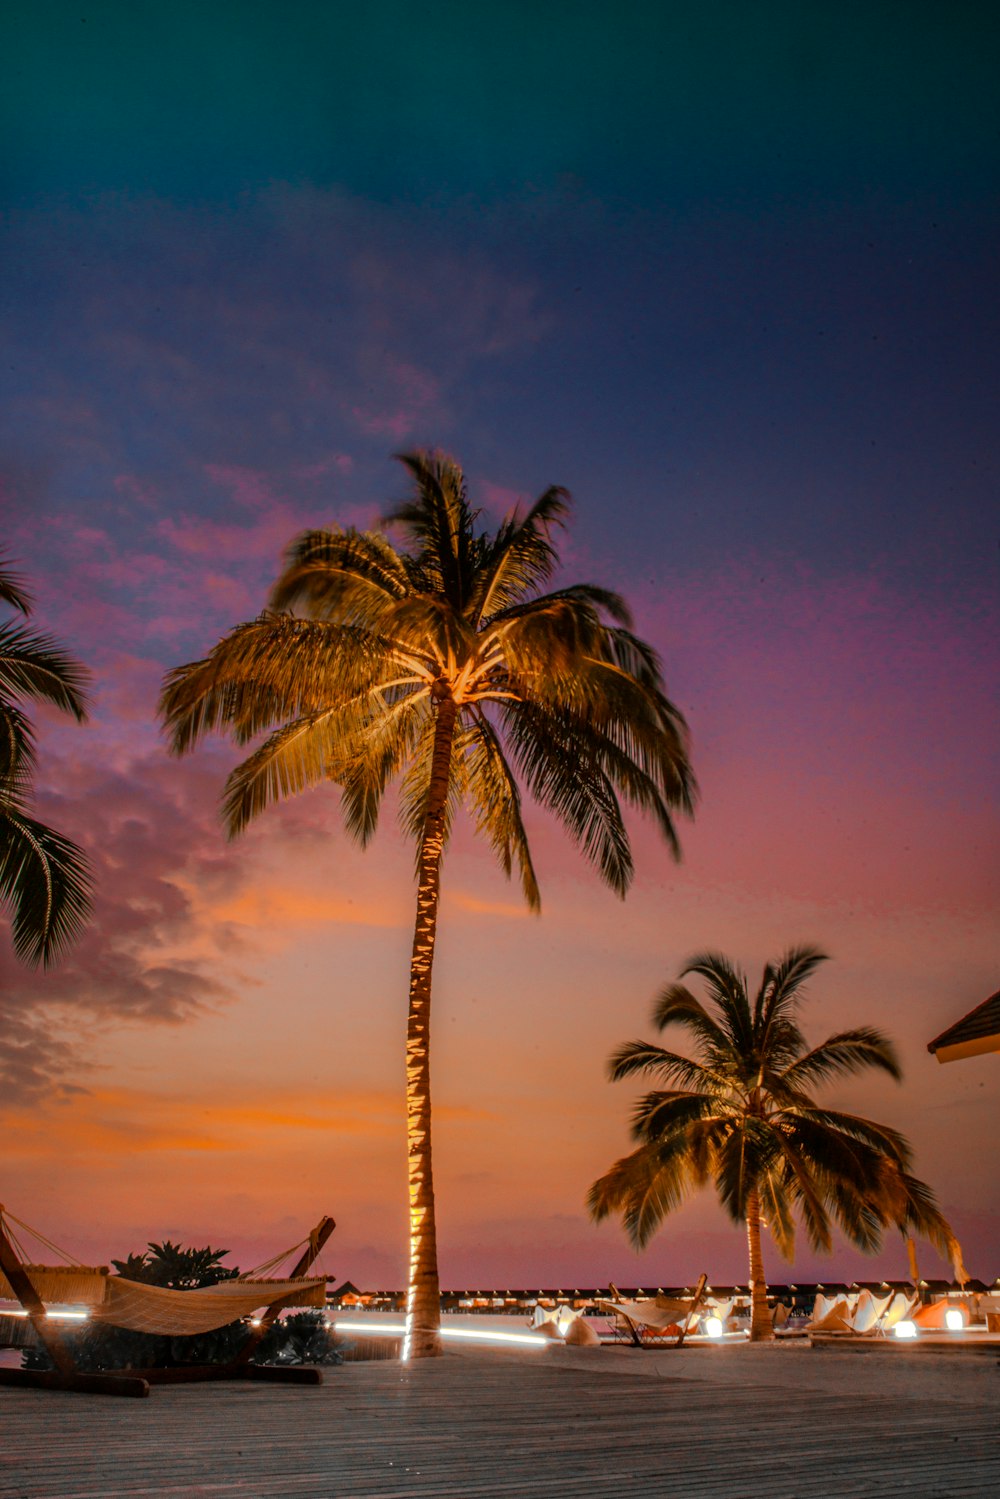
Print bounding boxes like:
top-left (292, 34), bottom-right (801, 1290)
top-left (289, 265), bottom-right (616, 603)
top-left (928, 989), bottom-right (1000, 1052)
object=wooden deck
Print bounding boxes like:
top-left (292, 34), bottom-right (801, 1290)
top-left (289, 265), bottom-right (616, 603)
top-left (1, 1342), bottom-right (997, 1497)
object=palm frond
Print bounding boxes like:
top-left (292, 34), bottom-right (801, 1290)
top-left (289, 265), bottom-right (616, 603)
top-left (160, 615), bottom-right (402, 755)
top-left (863, 1158), bottom-right (956, 1259)
top-left (498, 698), bottom-right (633, 895)
top-left (767, 1139), bottom-right (833, 1254)
top-left (651, 981), bottom-right (733, 1058)
top-left (387, 451), bottom-right (474, 609)
top-left (587, 1136), bottom-right (700, 1249)
top-left (758, 1169), bottom-right (799, 1261)
top-left (270, 527), bottom-right (410, 621)
top-left (0, 621), bottom-right (90, 720)
top-left (779, 1028), bottom-right (902, 1090)
top-left (0, 801), bottom-right (92, 966)
top-left (221, 709), bottom-right (360, 835)
top-left (754, 945), bottom-right (828, 1036)
top-left (607, 1039), bottom-right (718, 1091)
top-left (628, 1088), bottom-right (718, 1143)
top-left (784, 1107), bottom-right (911, 1166)
top-left (0, 704), bottom-right (36, 782)
top-left (470, 486), bottom-right (571, 623)
top-left (678, 952), bottom-right (756, 1060)
top-left (339, 691), bottom-right (431, 846)
top-left (488, 582), bottom-right (631, 633)
top-left (0, 555), bottom-right (33, 615)
top-left (462, 710), bottom-right (540, 910)
top-left (712, 1117), bottom-right (782, 1223)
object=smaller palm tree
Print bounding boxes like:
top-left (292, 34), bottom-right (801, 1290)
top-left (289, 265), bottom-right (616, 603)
top-left (0, 553), bottom-right (92, 965)
top-left (589, 946), bottom-right (955, 1340)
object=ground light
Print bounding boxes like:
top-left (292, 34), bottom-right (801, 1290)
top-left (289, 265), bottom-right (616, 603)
top-left (334, 1320), bottom-right (549, 1348)
top-left (704, 1315), bottom-right (724, 1337)
top-left (945, 1309), bottom-right (964, 1331)
top-left (894, 1320), bottom-right (917, 1339)
top-left (0, 1308), bottom-right (89, 1321)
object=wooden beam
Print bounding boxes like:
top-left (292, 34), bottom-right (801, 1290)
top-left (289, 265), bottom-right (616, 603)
top-left (227, 1214), bottom-right (336, 1370)
top-left (675, 1272), bottom-right (708, 1348)
top-left (0, 1367), bottom-right (149, 1398)
top-left (0, 1207), bottom-right (78, 1377)
top-left (607, 1282), bottom-right (643, 1347)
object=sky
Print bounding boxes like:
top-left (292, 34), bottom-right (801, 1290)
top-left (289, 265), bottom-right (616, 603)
top-left (1, 1), bottom-right (997, 1293)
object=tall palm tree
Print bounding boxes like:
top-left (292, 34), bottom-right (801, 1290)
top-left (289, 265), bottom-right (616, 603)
top-left (589, 946), bottom-right (955, 1341)
top-left (0, 554), bottom-right (92, 966)
top-left (160, 451), bottom-right (696, 1358)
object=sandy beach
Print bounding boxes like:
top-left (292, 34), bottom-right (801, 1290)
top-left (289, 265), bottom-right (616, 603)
top-left (2, 1339), bottom-right (997, 1498)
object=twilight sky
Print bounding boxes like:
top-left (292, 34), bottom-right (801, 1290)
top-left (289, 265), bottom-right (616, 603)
top-left (2, 2), bottom-right (997, 1291)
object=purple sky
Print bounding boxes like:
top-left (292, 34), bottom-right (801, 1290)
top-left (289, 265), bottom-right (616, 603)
top-left (2, 2), bottom-right (997, 1290)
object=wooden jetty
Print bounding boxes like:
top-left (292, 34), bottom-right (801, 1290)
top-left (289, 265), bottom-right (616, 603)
top-left (1, 1341), bottom-right (997, 1496)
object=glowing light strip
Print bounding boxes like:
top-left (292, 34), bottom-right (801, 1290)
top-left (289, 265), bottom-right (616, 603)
top-left (334, 1320), bottom-right (548, 1347)
top-left (0, 1308), bottom-right (90, 1321)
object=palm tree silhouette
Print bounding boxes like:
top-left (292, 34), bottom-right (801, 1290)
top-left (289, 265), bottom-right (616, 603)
top-left (589, 946), bottom-right (954, 1340)
top-left (0, 554), bottom-right (92, 966)
top-left (160, 451), bottom-right (696, 1356)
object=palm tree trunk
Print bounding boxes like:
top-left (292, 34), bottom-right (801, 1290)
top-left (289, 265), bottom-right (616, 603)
top-left (402, 693), bottom-right (458, 1360)
top-left (746, 1190), bottom-right (773, 1343)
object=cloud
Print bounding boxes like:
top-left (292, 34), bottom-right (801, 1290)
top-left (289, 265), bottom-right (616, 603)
top-left (0, 743), bottom-right (253, 1100)
top-left (203, 881), bottom-right (406, 932)
top-left (0, 1085), bottom-right (395, 1159)
top-left (350, 360), bottom-right (445, 443)
top-left (450, 892), bottom-right (529, 921)
top-left (0, 1082), bottom-right (488, 1168)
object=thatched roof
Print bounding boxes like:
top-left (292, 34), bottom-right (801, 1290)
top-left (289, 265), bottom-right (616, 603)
top-left (928, 989), bottom-right (1000, 1063)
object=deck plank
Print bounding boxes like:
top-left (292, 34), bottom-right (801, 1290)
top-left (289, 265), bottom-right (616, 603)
top-left (1, 1345), bottom-right (997, 1498)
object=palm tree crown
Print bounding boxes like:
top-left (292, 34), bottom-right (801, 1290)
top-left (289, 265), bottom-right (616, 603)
top-left (162, 453), bottom-right (694, 889)
top-left (589, 946), bottom-right (954, 1339)
top-left (160, 451), bottom-right (696, 1356)
top-left (0, 552), bottom-right (92, 966)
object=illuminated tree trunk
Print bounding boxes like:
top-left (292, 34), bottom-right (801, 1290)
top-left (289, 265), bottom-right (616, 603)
top-left (403, 692), bottom-right (457, 1360)
top-left (746, 1190), bottom-right (773, 1343)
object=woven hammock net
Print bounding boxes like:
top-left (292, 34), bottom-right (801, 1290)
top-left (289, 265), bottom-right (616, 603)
top-left (92, 1275), bottom-right (327, 1335)
top-left (1, 1207), bottom-right (329, 1335)
top-left (597, 1295), bottom-right (698, 1329)
top-left (1, 1269), bottom-right (326, 1335)
top-left (0, 1266), bottom-right (110, 1306)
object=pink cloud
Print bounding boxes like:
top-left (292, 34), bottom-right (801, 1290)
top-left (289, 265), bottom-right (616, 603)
top-left (350, 359), bottom-right (444, 443)
top-left (203, 463), bottom-right (275, 513)
top-left (294, 452), bottom-right (355, 480)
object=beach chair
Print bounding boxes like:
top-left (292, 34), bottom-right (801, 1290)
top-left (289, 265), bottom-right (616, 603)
top-left (806, 1297), bottom-right (853, 1335)
top-left (911, 1298), bottom-right (962, 1330)
top-left (849, 1289), bottom-right (893, 1334)
top-left (598, 1274), bottom-right (708, 1347)
top-left (0, 1204), bottom-right (335, 1398)
top-left (808, 1289), bottom-right (919, 1343)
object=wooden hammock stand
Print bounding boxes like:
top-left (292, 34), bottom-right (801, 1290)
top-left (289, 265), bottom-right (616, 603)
top-left (602, 1272), bottom-right (709, 1348)
top-left (0, 1208), bottom-right (336, 1398)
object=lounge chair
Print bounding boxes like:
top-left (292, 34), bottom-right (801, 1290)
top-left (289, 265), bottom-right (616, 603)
top-left (911, 1298), bottom-right (963, 1330)
top-left (806, 1297), bottom-right (853, 1335)
top-left (0, 1203), bottom-right (335, 1397)
top-left (808, 1289), bottom-right (920, 1342)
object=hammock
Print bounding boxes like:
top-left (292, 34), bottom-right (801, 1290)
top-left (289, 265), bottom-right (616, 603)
top-left (0, 1265), bottom-right (110, 1306)
top-left (93, 1274), bottom-right (326, 1335)
top-left (598, 1296), bottom-right (693, 1329)
top-left (0, 1204), bottom-right (336, 1398)
top-left (597, 1273), bottom-right (709, 1346)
